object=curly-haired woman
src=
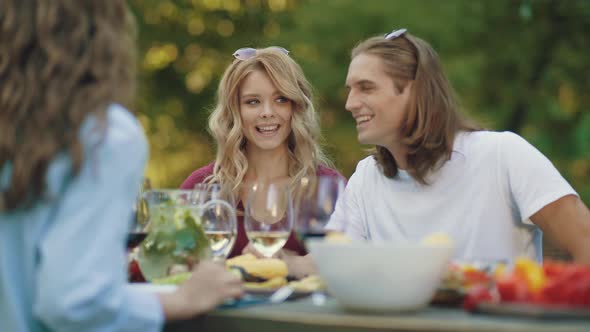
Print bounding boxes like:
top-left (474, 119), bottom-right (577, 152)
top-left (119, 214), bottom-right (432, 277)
top-left (0, 1), bottom-right (241, 331)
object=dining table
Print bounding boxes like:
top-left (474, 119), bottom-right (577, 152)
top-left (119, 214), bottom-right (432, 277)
top-left (164, 296), bottom-right (590, 332)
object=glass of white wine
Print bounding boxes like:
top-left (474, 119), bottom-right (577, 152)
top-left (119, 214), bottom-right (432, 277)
top-left (244, 180), bottom-right (293, 258)
top-left (193, 184), bottom-right (237, 261)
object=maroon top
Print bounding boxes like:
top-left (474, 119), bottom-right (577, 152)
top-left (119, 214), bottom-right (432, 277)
top-left (179, 162), bottom-right (346, 257)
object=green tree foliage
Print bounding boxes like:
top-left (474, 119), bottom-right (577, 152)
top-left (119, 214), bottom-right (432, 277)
top-left (129, 0), bottom-right (590, 204)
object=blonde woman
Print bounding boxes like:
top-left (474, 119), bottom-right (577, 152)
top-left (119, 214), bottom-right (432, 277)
top-left (180, 47), bottom-right (344, 258)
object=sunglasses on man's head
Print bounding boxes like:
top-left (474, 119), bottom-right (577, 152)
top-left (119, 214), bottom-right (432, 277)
top-left (384, 28), bottom-right (407, 40)
top-left (232, 46), bottom-right (290, 61)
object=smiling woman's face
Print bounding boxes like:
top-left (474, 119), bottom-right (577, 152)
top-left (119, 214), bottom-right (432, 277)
top-left (239, 69), bottom-right (293, 154)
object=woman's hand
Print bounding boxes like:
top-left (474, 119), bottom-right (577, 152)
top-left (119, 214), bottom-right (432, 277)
top-left (158, 261), bottom-right (243, 321)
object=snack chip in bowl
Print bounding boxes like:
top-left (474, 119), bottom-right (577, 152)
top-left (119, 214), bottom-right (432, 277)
top-left (421, 232), bottom-right (453, 247)
top-left (324, 232), bottom-right (353, 244)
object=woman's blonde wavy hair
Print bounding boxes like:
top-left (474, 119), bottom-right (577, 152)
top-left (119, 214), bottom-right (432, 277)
top-left (0, 0), bottom-right (136, 211)
top-left (351, 33), bottom-right (481, 184)
top-left (207, 47), bottom-right (332, 196)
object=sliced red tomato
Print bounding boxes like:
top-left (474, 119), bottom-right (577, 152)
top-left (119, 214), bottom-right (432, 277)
top-left (496, 275), bottom-right (529, 302)
top-left (463, 269), bottom-right (492, 287)
top-left (543, 260), bottom-right (567, 279)
top-left (463, 286), bottom-right (494, 312)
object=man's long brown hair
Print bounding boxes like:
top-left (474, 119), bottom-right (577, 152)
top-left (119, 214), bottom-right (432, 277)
top-left (0, 0), bottom-right (136, 211)
top-left (351, 33), bottom-right (481, 184)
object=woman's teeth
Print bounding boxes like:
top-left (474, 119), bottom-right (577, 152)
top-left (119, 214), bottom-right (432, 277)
top-left (256, 124), bottom-right (279, 133)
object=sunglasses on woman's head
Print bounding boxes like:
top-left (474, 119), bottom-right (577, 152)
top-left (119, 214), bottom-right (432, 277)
top-left (232, 46), bottom-right (290, 61)
top-left (384, 28), bottom-right (407, 40)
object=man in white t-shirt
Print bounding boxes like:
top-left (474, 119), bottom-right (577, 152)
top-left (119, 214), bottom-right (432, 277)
top-left (326, 29), bottom-right (590, 264)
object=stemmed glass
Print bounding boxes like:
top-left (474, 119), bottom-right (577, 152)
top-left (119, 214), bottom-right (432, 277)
top-left (295, 175), bottom-right (346, 241)
top-left (127, 177), bottom-right (151, 282)
top-left (127, 177), bottom-right (151, 250)
top-left (292, 175), bottom-right (346, 305)
top-left (193, 184), bottom-right (237, 261)
top-left (137, 189), bottom-right (236, 280)
top-left (244, 180), bottom-right (293, 258)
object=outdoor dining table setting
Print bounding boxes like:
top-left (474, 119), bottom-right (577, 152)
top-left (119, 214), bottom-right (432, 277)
top-left (125, 176), bottom-right (590, 332)
top-left (157, 248), bottom-right (590, 332)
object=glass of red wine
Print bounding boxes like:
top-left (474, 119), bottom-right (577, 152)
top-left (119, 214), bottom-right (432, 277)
top-left (293, 175), bottom-right (345, 305)
top-left (295, 175), bottom-right (346, 241)
top-left (127, 177), bottom-right (151, 250)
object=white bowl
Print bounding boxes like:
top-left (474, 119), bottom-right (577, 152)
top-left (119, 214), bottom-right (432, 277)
top-left (308, 240), bottom-right (453, 312)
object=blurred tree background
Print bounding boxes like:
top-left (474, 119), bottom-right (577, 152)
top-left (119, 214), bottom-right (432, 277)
top-left (129, 0), bottom-right (590, 206)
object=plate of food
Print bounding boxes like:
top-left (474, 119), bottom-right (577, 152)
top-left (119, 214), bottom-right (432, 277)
top-left (243, 275), bottom-right (326, 300)
top-left (225, 254), bottom-right (325, 300)
top-left (432, 260), bottom-right (500, 306)
top-left (462, 257), bottom-right (590, 317)
top-left (142, 254), bottom-right (325, 302)
top-left (475, 302), bottom-right (590, 320)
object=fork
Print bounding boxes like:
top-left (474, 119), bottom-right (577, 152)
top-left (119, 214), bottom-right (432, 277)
top-left (268, 285), bottom-right (294, 303)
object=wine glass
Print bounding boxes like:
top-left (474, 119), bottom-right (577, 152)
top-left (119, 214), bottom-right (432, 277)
top-left (295, 175), bottom-right (346, 305)
top-left (295, 175), bottom-right (346, 241)
top-left (127, 177), bottom-right (151, 250)
top-left (244, 180), bottom-right (293, 258)
top-left (127, 177), bottom-right (151, 282)
top-left (193, 184), bottom-right (237, 261)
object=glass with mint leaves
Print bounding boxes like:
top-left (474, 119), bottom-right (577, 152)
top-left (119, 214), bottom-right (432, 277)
top-left (137, 189), bottom-right (235, 281)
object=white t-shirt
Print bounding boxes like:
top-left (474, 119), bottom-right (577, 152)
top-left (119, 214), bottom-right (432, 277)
top-left (327, 131), bottom-right (577, 263)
